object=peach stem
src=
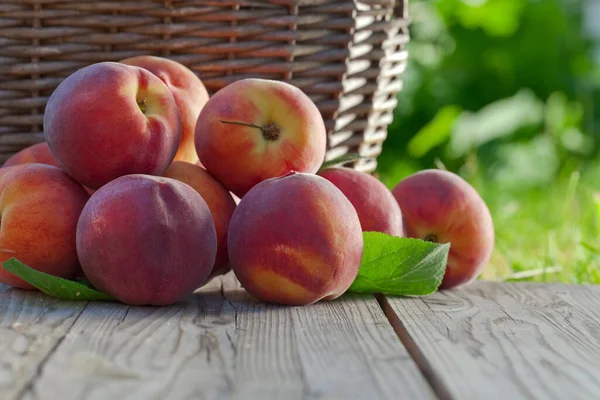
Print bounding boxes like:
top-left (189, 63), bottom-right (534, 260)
top-left (424, 234), bottom-right (438, 242)
top-left (219, 120), bottom-right (280, 141)
top-left (137, 97), bottom-right (147, 114)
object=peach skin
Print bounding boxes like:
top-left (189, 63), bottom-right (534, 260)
top-left (195, 78), bottom-right (326, 198)
top-left (164, 161), bottom-right (237, 278)
top-left (392, 169), bottom-right (495, 289)
top-left (120, 55), bottom-right (209, 164)
top-left (3, 142), bottom-right (59, 168)
top-left (77, 174), bottom-right (217, 306)
top-left (319, 167), bottom-right (404, 236)
top-left (0, 164), bottom-right (89, 289)
top-left (228, 171), bottom-right (363, 305)
top-left (44, 61), bottom-right (182, 189)
top-left (2, 142), bottom-right (96, 195)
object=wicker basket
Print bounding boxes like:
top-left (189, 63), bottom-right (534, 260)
top-left (0, 0), bottom-right (409, 172)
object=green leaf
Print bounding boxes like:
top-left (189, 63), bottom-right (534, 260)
top-left (318, 154), bottom-right (366, 171)
top-left (1, 258), bottom-right (115, 301)
top-left (348, 232), bottom-right (450, 296)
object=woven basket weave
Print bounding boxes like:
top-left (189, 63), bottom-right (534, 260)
top-left (0, 0), bottom-right (409, 172)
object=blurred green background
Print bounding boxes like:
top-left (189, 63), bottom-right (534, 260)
top-left (376, 0), bottom-right (600, 283)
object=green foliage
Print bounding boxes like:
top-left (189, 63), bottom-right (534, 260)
top-left (447, 89), bottom-right (545, 158)
top-left (378, 0), bottom-right (598, 191)
top-left (377, 0), bottom-right (600, 283)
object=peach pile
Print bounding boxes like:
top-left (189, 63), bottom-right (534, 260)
top-left (0, 55), bottom-right (495, 306)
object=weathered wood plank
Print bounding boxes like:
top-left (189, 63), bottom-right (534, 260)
top-left (220, 275), bottom-right (434, 400)
top-left (0, 284), bottom-right (87, 400)
top-left (18, 273), bottom-right (434, 400)
top-left (384, 281), bottom-right (600, 400)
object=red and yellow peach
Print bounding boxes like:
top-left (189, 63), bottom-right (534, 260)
top-left (0, 164), bottom-right (89, 289)
top-left (195, 78), bottom-right (326, 197)
top-left (392, 169), bottom-right (494, 289)
top-left (228, 172), bottom-right (363, 305)
top-left (44, 61), bottom-right (182, 190)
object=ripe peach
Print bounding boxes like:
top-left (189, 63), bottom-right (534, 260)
top-left (195, 78), bottom-right (326, 197)
top-left (228, 172), bottom-right (363, 305)
top-left (0, 164), bottom-right (89, 289)
top-left (76, 174), bottom-right (217, 306)
top-left (44, 61), bottom-right (182, 190)
top-left (164, 161), bottom-right (236, 278)
top-left (318, 167), bottom-right (403, 236)
top-left (120, 55), bottom-right (209, 164)
top-left (391, 169), bottom-right (494, 289)
top-left (2, 142), bottom-right (96, 195)
top-left (3, 142), bottom-right (59, 168)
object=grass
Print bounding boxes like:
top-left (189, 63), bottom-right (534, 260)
top-left (378, 161), bottom-right (600, 285)
top-left (477, 170), bottom-right (600, 284)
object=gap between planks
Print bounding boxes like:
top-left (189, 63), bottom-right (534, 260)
top-left (382, 280), bottom-right (600, 400)
top-left (376, 294), bottom-right (454, 400)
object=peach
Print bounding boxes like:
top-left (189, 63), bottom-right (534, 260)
top-left (44, 61), bottom-right (182, 190)
top-left (0, 164), bottom-right (89, 289)
top-left (3, 142), bottom-right (59, 168)
top-left (318, 167), bottom-right (403, 236)
top-left (2, 142), bottom-right (97, 196)
top-left (195, 78), bottom-right (326, 198)
top-left (228, 172), bottom-right (363, 305)
top-left (164, 161), bottom-right (236, 278)
top-left (120, 55), bottom-right (209, 164)
top-left (77, 174), bottom-right (217, 306)
top-left (391, 169), bottom-right (494, 289)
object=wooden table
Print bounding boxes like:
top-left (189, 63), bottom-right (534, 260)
top-left (1, 273), bottom-right (599, 400)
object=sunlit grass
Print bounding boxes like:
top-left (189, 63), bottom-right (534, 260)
top-left (477, 170), bottom-right (600, 284)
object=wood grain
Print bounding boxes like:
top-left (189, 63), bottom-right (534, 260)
top-left (0, 284), bottom-right (87, 400)
top-left (385, 281), bottom-right (600, 400)
top-left (17, 274), bottom-right (433, 400)
top-left (220, 274), bottom-right (434, 400)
